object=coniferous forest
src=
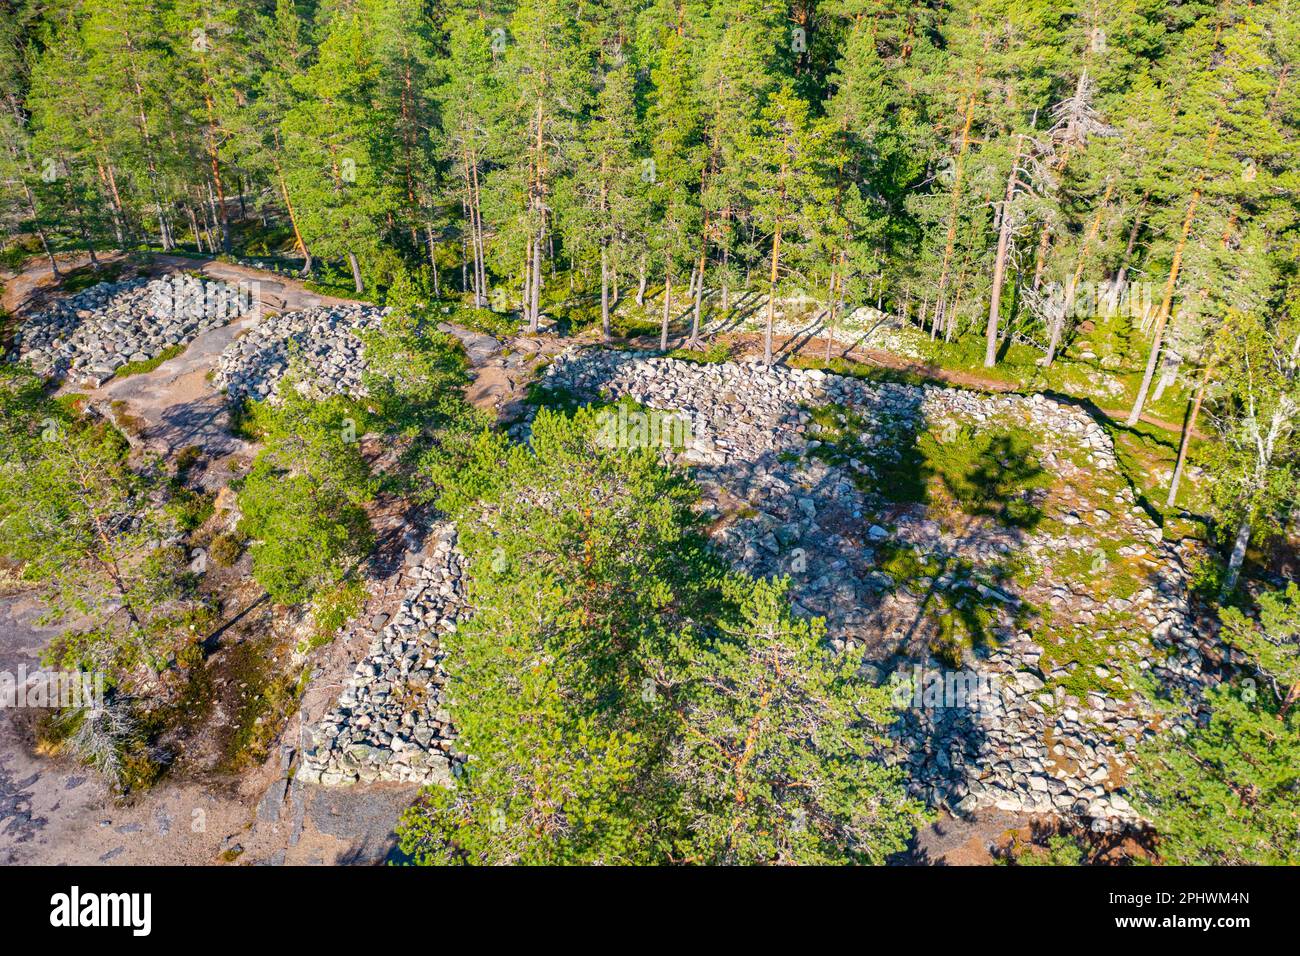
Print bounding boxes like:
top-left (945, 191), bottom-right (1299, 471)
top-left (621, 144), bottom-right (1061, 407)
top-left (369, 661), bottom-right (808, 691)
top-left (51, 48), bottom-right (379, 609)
top-left (3, 0), bottom-right (1293, 381)
top-left (0, 0), bottom-right (1298, 879)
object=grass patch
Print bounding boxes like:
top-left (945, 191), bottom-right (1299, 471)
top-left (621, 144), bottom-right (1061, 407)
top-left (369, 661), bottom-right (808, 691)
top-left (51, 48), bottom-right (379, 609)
top-left (610, 312), bottom-right (662, 339)
top-left (920, 424), bottom-right (1052, 530)
top-left (218, 636), bottom-right (308, 773)
top-left (209, 531), bottom-right (246, 568)
top-left (805, 403), bottom-right (1050, 527)
top-left (58, 261), bottom-right (127, 294)
top-left (525, 377), bottom-right (595, 417)
top-left (0, 304), bottom-right (15, 352)
top-left (167, 485), bottom-right (215, 534)
top-left (304, 276), bottom-right (377, 303)
top-left (1044, 543), bottom-right (1145, 601)
top-left (113, 343), bottom-right (187, 380)
top-left (108, 399), bottom-right (148, 439)
top-left (805, 402), bottom-right (928, 501)
top-left (666, 340), bottom-right (736, 364)
top-left (877, 541), bottom-right (1034, 667)
top-left (1, 234), bottom-right (44, 271)
top-left (447, 304), bottom-right (518, 339)
top-left (787, 353), bottom-right (934, 389)
top-left (305, 578), bottom-right (368, 650)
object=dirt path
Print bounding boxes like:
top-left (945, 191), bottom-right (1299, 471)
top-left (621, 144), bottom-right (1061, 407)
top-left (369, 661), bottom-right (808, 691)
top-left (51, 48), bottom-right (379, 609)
top-left (720, 329), bottom-right (1198, 438)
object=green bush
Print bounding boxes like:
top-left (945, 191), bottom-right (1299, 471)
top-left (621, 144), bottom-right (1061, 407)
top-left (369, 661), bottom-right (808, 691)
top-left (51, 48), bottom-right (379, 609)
top-left (447, 304), bottom-right (518, 339)
top-left (209, 531), bottom-right (245, 568)
top-left (167, 486), bottom-right (214, 533)
top-left (308, 578), bottom-right (368, 647)
top-left (235, 385), bottom-right (376, 605)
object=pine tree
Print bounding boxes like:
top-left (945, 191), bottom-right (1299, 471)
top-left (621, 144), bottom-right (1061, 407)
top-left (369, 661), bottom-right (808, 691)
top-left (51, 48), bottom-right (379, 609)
top-left (569, 62), bottom-right (644, 339)
top-left (499, 0), bottom-right (592, 330)
top-left (438, 15), bottom-right (500, 307)
top-left (668, 575), bottom-right (928, 865)
top-left (645, 21), bottom-right (703, 350)
top-left (282, 7), bottom-right (397, 292)
top-left (740, 82), bottom-right (831, 365)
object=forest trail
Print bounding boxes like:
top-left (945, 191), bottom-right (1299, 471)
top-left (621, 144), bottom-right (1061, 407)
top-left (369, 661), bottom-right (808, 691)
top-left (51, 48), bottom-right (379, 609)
top-left (723, 329), bottom-right (1199, 439)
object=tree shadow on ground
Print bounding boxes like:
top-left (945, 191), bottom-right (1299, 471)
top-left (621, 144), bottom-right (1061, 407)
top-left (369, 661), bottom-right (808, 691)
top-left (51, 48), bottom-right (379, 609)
top-left (1039, 388), bottom-right (1173, 527)
top-left (933, 430), bottom-right (1049, 532)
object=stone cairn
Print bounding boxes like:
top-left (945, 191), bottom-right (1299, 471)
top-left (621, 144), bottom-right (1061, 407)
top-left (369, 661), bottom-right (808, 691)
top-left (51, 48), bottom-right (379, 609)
top-left (214, 304), bottom-right (387, 403)
top-left (537, 348), bottom-right (1225, 830)
top-left (11, 274), bottom-right (250, 385)
top-left (298, 524), bottom-right (464, 787)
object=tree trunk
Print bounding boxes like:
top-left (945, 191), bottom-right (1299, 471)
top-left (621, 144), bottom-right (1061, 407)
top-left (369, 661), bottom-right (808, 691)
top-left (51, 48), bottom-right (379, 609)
top-left (764, 217), bottom-right (783, 367)
top-left (348, 252), bottom-right (364, 294)
top-left (936, 68), bottom-right (981, 309)
top-left (20, 183), bottom-right (60, 277)
top-left (274, 160), bottom-right (312, 274)
top-left (427, 224), bottom-right (441, 297)
top-left (1167, 355), bottom-right (1214, 509)
top-left (468, 149), bottom-right (488, 307)
top-left (1222, 516), bottom-right (1252, 595)
top-left (521, 235), bottom-right (532, 326)
top-left (529, 229), bottom-right (543, 331)
top-left (1046, 181), bottom-right (1114, 365)
top-left (636, 257), bottom-right (646, 307)
top-left (689, 253), bottom-right (705, 348)
top-left (186, 205), bottom-right (204, 253)
top-left (985, 136), bottom-right (1024, 367)
top-left (1110, 195), bottom-right (1147, 303)
top-left (92, 157), bottom-right (126, 249)
top-left (600, 244), bottom-right (611, 341)
top-left (660, 272), bottom-right (672, 351)
top-left (1127, 123), bottom-right (1219, 427)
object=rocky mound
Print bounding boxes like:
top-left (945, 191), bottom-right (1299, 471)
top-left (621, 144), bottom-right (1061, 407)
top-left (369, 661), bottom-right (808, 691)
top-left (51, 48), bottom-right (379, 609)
top-left (298, 524), bottom-right (463, 787)
top-left (536, 348), bottom-right (1224, 830)
top-left (10, 274), bottom-right (251, 384)
top-left (214, 304), bottom-right (386, 403)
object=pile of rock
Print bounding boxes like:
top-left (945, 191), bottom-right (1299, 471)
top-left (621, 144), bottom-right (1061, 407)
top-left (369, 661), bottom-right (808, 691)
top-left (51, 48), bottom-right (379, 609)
top-left (10, 274), bottom-right (250, 384)
top-left (298, 524), bottom-right (464, 787)
top-left (213, 304), bottom-right (386, 402)
top-left (536, 348), bottom-right (1223, 830)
